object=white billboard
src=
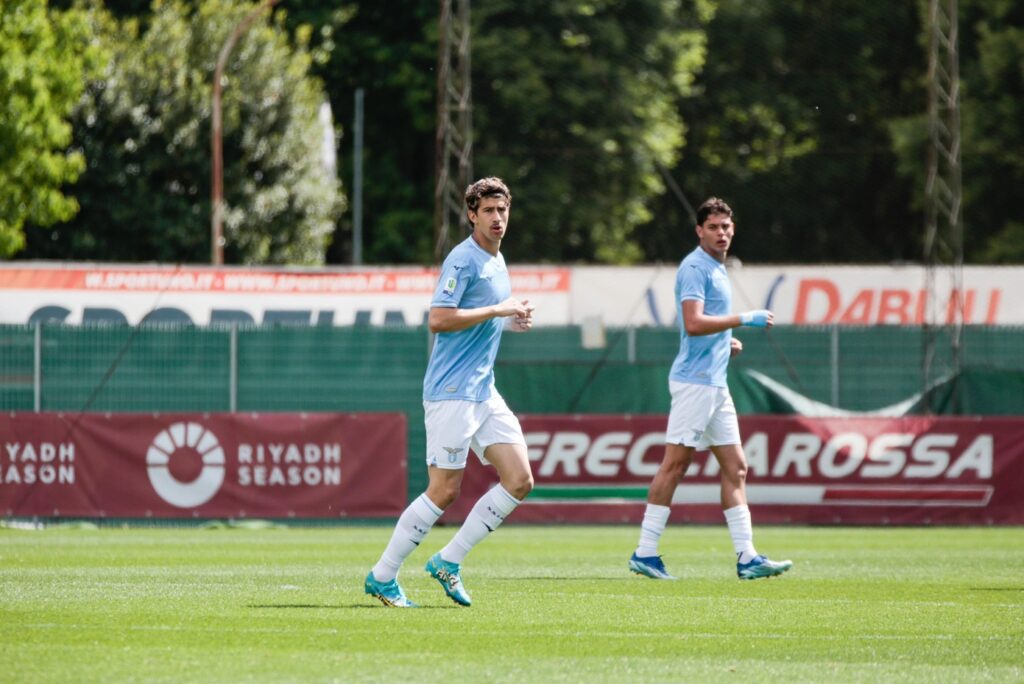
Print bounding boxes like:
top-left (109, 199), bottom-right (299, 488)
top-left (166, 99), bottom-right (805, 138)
top-left (0, 262), bottom-right (1020, 326)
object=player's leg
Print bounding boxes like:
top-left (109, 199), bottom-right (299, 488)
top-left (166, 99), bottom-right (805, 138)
top-left (629, 442), bottom-right (692, 579)
top-left (707, 394), bottom-right (792, 579)
top-left (428, 394), bottom-right (529, 606)
top-left (630, 381), bottom-right (707, 580)
top-left (365, 401), bottom-right (473, 606)
top-left (440, 440), bottom-right (532, 565)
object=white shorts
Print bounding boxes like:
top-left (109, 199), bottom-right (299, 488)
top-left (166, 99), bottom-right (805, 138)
top-left (424, 392), bottom-right (526, 470)
top-left (665, 381), bottom-right (741, 449)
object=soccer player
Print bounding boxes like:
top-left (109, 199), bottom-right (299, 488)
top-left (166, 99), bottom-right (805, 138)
top-left (629, 197), bottom-right (793, 581)
top-left (364, 177), bottom-right (535, 607)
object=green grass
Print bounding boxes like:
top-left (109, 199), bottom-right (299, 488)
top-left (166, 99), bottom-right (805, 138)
top-left (1, 525), bottom-right (1022, 683)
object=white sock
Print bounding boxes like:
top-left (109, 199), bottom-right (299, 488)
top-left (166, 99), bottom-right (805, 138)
top-left (440, 484), bottom-right (520, 564)
top-left (723, 504), bottom-right (758, 563)
top-left (372, 493), bottom-right (443, 582)
top-left (635, 504), bottom-right (671, 557)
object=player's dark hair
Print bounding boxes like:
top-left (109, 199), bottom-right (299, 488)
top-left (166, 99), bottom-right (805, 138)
top-left (464, 177), bottom-right (511, 212)
top-left (696, 197), bottom-right (733, 225)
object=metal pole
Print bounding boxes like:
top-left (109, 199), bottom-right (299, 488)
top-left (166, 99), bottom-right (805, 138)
top-left (352, 88), bottom-right (364, 265)
top-left (229, 322), bottom-right (238, 413)
top-left (211, 0), bottom-right (281, 265)
top-left (33, 322), bottom-right (42, 412)
top-left (830, 325), bottom-right (840, 407)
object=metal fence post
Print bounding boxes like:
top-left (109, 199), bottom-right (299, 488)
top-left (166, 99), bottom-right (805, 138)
top-left (33, 322), bottom-right (42, 412)
top-left (830, 324), bottom-right (840, 407)
top-left (229, 322), bottom-right (238, 413)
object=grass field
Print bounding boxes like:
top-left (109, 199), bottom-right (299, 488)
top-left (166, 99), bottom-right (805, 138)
top-left (1, 524), bottom-right (1022, 683)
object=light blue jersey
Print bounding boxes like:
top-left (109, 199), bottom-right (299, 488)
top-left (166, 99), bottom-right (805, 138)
top-left (668, 246), bottom-right (733, 387)
top-left (423, 236), bottom-right (512, 402)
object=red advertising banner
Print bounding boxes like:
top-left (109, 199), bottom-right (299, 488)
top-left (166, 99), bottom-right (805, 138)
top-left (451, 415), bottom-right (1024, 525)
top-left (0, 412), bottom-right (406, 519)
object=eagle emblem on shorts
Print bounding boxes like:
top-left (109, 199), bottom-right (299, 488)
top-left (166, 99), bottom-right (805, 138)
top-left (443, 446), bottom-right (465, 463)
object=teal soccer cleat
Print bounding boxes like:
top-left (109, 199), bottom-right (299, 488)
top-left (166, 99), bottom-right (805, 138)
top-left (628, 552), bottom-right (677, 580)
top-left (425, 553), bottom-right (472, 606)
top-left (737, 554), bottom-right (793, 580)
top-left (364, 571), bottom-right (417, 607)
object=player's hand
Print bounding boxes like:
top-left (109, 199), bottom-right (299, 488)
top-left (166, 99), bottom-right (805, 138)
top-left (496, 297), bottom-right (531, 319)
top-left (730, 337), bottom-right (743, 357)
top-left (739, 309), bottom-right (773, 328)
top-left (509, 299), bottom-right (534, 332)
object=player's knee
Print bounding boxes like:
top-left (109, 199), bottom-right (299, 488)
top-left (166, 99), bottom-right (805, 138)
top-left (505, 471), bottom-right (534, 500)
top-left (725, 462), bottom-right (748, 485)
top-left (427, 482), bottom-right (461, 508)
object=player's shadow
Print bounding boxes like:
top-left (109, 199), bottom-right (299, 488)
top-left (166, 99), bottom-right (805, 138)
top-left (492, 576), bottom-right (636, 581)
top-left (246, 603), bottom-right (452, 610)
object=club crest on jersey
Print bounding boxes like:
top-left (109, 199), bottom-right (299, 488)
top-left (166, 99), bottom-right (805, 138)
top-left (442, 276), bottom-right (457, 295)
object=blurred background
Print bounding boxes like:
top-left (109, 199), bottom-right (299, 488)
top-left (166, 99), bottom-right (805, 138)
top-left (2, 0), bottom-right (1023, 511)
top-left (4, 0), bottom-right (1022, 267)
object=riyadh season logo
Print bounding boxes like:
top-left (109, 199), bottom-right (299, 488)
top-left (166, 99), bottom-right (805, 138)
top-left (146, 422), bottom-right (225, 507)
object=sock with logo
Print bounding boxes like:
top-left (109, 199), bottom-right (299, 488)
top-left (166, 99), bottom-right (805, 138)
top-left (439, 484), bottom-right (521, 565)
top-left (372, 493), bottom-right (443, 582)
top-left (635, 503), bottom-right (671, 558)
top-left (723, 504), bottom-right (758, 564)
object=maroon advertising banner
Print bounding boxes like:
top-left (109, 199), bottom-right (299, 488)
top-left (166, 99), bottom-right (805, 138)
top-left (0, 412), bottom-right (407, 519)
top-left (452, 415), bottom-right (1024, 525)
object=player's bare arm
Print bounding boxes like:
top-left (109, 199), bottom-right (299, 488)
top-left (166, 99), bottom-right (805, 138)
top-left (682, 300), bottom-right (774, 336)
top-left (429, 297), bottom-right (533, 333)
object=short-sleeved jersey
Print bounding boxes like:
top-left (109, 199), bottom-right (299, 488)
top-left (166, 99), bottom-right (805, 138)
top-left (668, 246), bottom-right (733, 387)
top-left (423, 235), bottom-right (512, 402)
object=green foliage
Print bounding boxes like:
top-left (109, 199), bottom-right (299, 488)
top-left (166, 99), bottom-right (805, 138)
top-left (959, 0), bottom-right (1024, 262)
top-left (283, 1), bottom-right (440, 264)
top-left (23, 0), bottom-right (343, 265)
top-left (0, 0), bottom-right (103, 257)
top-left (472, 0), bottom-right (713, 264)
top-left (650, 0), bottom-right (925, 264)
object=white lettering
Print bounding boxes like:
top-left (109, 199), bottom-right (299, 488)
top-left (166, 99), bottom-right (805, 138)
top-left (584, 432), bottom-right (630, 477)
top-left (947, 435), bottom-right (993, 478)
top-left (819, 433), bottom-right (868, 478)
top-left (236, 465), bottom-right (341, 487)
top-left (862, 433), bottom-right (912, 478)
top-left (907, 434), bottom-right (955, 478)
top-left (744, 433), bottom-right (768, 476)
top-left (538, 432), bottom-right (590, 477)
top-left (21, 444), bottom-right (37, 462)
top-left (625, 432), bottom-right (664, 477)
top-left (773, 433), bottom-right (821, 477)
top-left (525, 432), bottom-right (551, 462)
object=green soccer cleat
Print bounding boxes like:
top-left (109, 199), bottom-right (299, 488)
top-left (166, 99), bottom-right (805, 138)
top-left (364, 571), bottom-right (417, 607)
top-left (737, 554), bottom-right (793, 580)
top-left (425, 553), bottom-right (472, 606)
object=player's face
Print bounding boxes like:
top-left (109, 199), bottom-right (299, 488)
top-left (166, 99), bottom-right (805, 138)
top-left (469, 195), bottom-right (510, 254)
top-left (696, 212), bottom-right (734, 262)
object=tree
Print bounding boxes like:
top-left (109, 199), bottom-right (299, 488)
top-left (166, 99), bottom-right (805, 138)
top-left (471, 0), bottom-right (714, 264)
top-left (286, 0), bottom-right (711, 265)
top-left (0, 0), bottom-right (103, 257)
top-left (23, 0), bottom-right (344, 265)
top-left (652, 0), bottom-right (924, 264)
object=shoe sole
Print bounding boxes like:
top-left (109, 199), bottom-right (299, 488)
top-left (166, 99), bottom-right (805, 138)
top-left (628, 561), bottom-right (676, 580)
top-left (425, 561), bottom-right (471, 606)
top-left (738, 562), bottom-right (793, 580)
top-left (366, 590), bottom-right (416, 607)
